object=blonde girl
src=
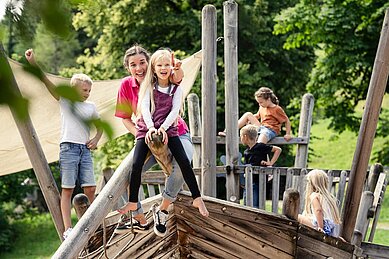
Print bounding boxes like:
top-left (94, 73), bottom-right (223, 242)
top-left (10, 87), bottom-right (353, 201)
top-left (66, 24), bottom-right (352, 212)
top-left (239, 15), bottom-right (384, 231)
top-left (120, 49), bottom-right (208, 235)
top-left (298, 169), bottom-right (341, 237)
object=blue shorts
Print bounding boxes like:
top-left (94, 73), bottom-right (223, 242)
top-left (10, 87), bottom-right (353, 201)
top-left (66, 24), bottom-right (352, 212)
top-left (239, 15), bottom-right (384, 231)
top-left (258, 126), bottom-right (277, 142)
top-left (312, 218), bottom-right (340, 237)
top-left (59, 142), bottom-right (96, 189)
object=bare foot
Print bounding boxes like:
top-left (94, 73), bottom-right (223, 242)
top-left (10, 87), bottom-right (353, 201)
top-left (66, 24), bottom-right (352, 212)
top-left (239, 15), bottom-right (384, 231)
top-left (218, 131), bottom-right (226, 137)
top-left (133, 213), bottom-right (148, 225)
top-left (117, 202), bottom-right (137, 214)
top-left (192, 197), bottom-right (209, 217)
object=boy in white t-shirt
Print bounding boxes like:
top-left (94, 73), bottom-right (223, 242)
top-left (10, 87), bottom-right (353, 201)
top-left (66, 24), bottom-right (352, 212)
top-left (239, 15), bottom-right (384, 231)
top-left (25, 49), bottom-right (102, 240)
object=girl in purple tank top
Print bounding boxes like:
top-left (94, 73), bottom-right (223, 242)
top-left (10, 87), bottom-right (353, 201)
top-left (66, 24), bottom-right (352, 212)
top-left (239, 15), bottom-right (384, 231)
top-left (120, 49), bottom-right (209, 219)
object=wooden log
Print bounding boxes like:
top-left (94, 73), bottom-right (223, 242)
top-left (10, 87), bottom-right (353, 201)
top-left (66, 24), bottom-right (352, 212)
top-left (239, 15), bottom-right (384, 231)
top-left (298, 168), bottom-right (308, 213)
top-left (342, 9), bottom-right (389, 241)
top-left (367, 163), bottom-right (383, 193)
top-left (282, 188), bottom-right (300, 220)
top-left (368, 172), bottom-right (387, 242)
top-left (223, 0), bottom-right (240, 204)
top-left (187, 93), bottom-right (202, 168)
top-left (258, 169), bottom-right (267, 210)
top-left (52, 150), bottom-right (135, 258)
top-left (353, 191), bottom-right (374, 245)
top-left (294, 93), bottom-right (314, 168)
top-left (201, 5), bottom-right (217, 197)
top-left (72, 193), bottom-right (90, 220)
top-left (0, 43), bottom-right (64, 240)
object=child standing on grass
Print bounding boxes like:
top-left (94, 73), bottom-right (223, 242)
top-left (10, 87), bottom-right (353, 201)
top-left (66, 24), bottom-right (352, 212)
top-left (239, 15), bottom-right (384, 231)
top-left (298, 169), bottom-right (341, 237)
top-left (240, 125), bottom-right (282, 208)
top-left (118, 49), bottom-right (208, 234)
top-left (25, 49), bottom-right (102, 240)
top-left (219, 87), bottom-right (292, 144)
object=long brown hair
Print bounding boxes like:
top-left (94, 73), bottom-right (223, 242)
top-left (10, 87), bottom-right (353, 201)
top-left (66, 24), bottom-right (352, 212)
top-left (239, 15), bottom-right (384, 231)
top-left (254, 87), bottom-right (279, 105)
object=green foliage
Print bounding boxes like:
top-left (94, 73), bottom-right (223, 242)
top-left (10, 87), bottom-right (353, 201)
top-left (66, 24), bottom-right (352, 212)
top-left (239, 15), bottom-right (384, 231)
top-left (274, 0), bottom-right (389, 133)
top-left (0, 206), bottom-right (15, 253)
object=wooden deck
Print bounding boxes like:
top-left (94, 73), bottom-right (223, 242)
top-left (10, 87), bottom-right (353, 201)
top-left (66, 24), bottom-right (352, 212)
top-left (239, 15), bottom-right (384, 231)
top-left (76, 193), bottom-right (355, 259)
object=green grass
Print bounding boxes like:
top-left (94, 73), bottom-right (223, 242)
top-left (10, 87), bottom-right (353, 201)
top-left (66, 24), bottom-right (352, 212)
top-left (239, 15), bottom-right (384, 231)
top-left (0, 213), bottom-right (60, 259)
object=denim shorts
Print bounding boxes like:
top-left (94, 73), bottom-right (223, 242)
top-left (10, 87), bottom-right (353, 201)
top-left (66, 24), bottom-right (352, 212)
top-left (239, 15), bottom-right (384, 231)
top-left (258, 126), bottom-right (277, 142)
top-left (59, 142), bottom-right (96, 189)
top-left (312, 218), bottom-right (340, 237)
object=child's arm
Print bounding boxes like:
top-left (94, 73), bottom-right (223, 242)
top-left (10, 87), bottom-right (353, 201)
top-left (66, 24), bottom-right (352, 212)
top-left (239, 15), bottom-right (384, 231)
top-left (311, 193), bottom-right (325, 231)
top-left (261, 146), bottom-right (282, 166)
top-left (25, 49), bottom-right (60, 101)
top-left (170, 53), bottom-right (184, 84)
top-left (284, 117), bottom-right (292, 141)
top-left (122, 118), bottom-right (137, 136)
top-left (86, 127), bottom-right (103, 150)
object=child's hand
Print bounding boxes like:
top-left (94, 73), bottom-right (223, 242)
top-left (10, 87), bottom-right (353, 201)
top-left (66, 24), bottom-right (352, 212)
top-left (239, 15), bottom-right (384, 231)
top-left (25, 49), bottom-right (37, 66)
top-left (170, 52), bottom-right (182, 73)
top-left (86, 138), bottom-right (98, 150)
top-left (284, 134), bottom-right (292, 141)
top-left (157, 127), bottom-right (168, 145)
top-left (261, 160), bottom-right (272, 167)
top-left (145, 127), bottom-right (157, 144)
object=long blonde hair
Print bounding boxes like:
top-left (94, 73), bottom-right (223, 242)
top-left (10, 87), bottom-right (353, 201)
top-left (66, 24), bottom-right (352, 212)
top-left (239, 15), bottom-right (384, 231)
top-left (137, 49), bottom-right (172, 116)
top-left (303, 169), bottom-right (341, 224)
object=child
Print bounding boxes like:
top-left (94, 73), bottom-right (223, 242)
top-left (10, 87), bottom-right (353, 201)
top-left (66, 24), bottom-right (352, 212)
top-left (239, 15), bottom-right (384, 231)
top-left (298, 169), bottom-right (341, 237)
top-left (25, 49), bottom-right (102, 240)
top-left (118, 49), bottom-right (209, 233)
top-left (240, 125), bottom-right (282, 208)
top-left (219, 87), bottom-right (292, 144)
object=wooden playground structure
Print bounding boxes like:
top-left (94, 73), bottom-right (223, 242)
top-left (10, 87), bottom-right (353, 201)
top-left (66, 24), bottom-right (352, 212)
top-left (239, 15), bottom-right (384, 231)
top-left (1, 1), bottom-right (389, 258)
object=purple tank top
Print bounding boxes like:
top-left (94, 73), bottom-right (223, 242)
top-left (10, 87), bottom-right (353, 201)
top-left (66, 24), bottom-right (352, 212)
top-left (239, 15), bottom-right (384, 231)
top-left (136, 84), bottom-right (179, 139)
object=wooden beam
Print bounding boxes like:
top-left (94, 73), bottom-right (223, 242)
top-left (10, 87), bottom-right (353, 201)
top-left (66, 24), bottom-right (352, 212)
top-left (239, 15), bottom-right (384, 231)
top-left (201, 5), bottom-right (217, 197)
top-left (224, 0), bottom-right (240, 204)
top-left (341, 8), bottom-right (389, 241)
top-left (0, 43), bottom-right (64, 240)
top-left (191, 136), bottom-right (309, 145)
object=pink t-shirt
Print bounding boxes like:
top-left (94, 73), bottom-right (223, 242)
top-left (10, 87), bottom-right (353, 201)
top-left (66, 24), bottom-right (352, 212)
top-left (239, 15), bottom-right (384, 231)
top-left (115, 76), bottom-right (188, 135)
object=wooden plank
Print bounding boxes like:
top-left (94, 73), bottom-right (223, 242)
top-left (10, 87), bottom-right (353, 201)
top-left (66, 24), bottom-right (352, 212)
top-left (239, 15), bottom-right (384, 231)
top-left (187, 93), bottom-right (202, 168)
top-left (245, 166), bottom-right (254, 207)
top-left (368, 173), bottom-right (387, 242)
top-left (258, 170), bottom-right (266, 210)
top-left (361, 242), bottom-right (389, 259)
top-left (272, 168), bottom-right (280, 213)
top-left (191, 136), bottom-right (309, 145)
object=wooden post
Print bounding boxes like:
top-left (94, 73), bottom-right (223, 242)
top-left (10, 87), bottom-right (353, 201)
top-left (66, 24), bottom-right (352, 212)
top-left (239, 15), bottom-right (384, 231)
top-left (282, 188), bottom-right (300, 220)
top-left (245, 166), bottom-right (253, 207)
top-left (187, 93), bottom-right (202, 168)
top-left (52, 150), bottom-right (133, 258)
top-left (201, 5), bottom-right (217, 197)
top-left (367, 163), bottom-right (383, 193)
top-left (341, 9), bottom-right (389, 241)
top-left (352, 191), bottom-right (374, 246)
top-left (0, 43), bottom-right (64, 240)
top-left (294, 93), bottom-right (314, 168)
top-left (224, 0), bottom-right (240, 203)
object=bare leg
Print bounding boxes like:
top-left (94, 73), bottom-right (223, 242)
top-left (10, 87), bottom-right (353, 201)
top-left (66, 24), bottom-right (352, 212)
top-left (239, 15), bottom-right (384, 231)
top-left (61, 188), bottom-right (74, 231)
top-left (133, 213), bottom-right (148, 225)
top-left (159, 198), bottom-right (171, 211)
top-left (298, 214), bottom-right (314, 228)
top-left (257, 133), bottom-right (269, 144)
top-left (238, 112), bottom-right (261, 129)
top-left (192, 197), bottom-right (209, 217)
top-left (117, 202), bottom-right (138, 214)
top-left (83, 186), bottom-right (96, 203)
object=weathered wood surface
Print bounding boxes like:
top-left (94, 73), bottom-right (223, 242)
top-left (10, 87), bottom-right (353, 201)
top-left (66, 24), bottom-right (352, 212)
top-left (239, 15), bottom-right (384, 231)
top-left (192, 136), bottom-right (308, 145)
top-left (175, 193), bottom-right (297, 258)
top-left (224, 0), bottom-right (240, 204)
top-left (201, 5), bottom-right (217, 197)
top-left (361, 242), bottom-right (389, 259)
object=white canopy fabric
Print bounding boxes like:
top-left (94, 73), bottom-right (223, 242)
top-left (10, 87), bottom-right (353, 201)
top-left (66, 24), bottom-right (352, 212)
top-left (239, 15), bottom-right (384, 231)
top-left (0, 51), bottom-right (202, 176)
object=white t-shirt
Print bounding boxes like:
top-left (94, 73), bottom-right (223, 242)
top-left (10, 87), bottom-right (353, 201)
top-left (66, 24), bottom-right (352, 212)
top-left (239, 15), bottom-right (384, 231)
top-left (59, 98), bottom-right (99, 144)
